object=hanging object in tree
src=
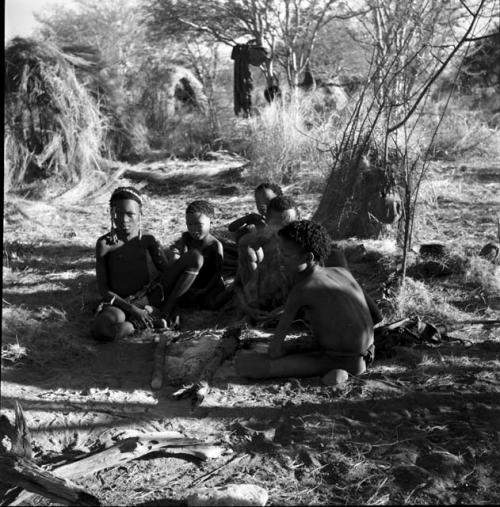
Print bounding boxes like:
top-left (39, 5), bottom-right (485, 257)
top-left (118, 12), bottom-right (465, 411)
top-left (231, 42), bottom-right (268, 117)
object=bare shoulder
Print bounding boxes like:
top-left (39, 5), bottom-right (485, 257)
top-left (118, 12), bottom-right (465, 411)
top-left (299, 266), bottom-right (353, 289)
top-left (211, 235), bottom-right (223, 248)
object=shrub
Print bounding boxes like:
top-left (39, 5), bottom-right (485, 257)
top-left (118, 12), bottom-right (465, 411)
top-left (243, 92), bottom-right (336, 188)
top-left (425, 99), bottom-right (500, 160)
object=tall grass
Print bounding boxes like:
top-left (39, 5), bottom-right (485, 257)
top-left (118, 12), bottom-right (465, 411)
top-left (424, 98), bottom-right (500, 160)
top-left (242, 92), bottom-right (338, 189)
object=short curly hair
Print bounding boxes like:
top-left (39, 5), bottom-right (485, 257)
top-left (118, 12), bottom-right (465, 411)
top-left (255, 182), bottom-right (283, 196)
top-left (278, 220), bottom-right (331, 263)
top-left (186, 200), bottom-right (215, 218)
top-left (110, 186), bottom-right (143, 208)
top-left (267, 195), bottom-right (298, 213)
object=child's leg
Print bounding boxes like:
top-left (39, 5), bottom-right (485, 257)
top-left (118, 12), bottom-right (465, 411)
top-left (91, 306), bottom-right (135, 342)
top-left (237, 242), bottom-right (262, 286)
top-left (235, 350), bottom-right (366, 378)
top-left (199, 278), bottom-right (232, 310)
top-left (159, 249), bottom-right (204, 319)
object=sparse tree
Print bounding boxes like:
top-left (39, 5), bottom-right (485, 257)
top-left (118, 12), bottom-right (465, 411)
top-left (142, 0), bottom-right (365, 88)
top-left (313, 0), bottom-right (496, 251)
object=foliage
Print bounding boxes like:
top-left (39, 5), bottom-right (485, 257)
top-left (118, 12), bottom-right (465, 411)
top-left (459, 22), bottom-right (500, 90)
top-left (142, 0), bottom-right (363, 87)
top-left (314, 0), bottom-right (494, 247)
top-left (36, 0), bottom-right (212, 155)
top-left (243, 93), bottom-right (333, 186)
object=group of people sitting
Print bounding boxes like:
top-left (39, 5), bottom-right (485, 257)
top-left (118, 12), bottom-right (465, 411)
top-left (91, 184), bottom-right (382, 380)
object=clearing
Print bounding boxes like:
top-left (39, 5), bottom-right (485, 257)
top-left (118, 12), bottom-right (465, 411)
top-left (2, 154), bottom-right (500, 505)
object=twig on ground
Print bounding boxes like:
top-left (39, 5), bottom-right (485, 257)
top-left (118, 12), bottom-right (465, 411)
top-left (188, 453), bottom-right (249, 488)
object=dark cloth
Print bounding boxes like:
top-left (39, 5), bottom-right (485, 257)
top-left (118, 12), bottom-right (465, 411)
top-left (231, 44), bottom-right (253, 117)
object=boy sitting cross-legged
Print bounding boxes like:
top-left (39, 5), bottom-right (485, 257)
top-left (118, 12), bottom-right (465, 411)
top-left (235, 220), bottom-right (376, 378)
top-left (167, 200), bottom-right (228, 311)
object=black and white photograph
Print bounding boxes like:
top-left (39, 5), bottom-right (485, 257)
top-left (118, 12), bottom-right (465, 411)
top-left (3, 0), bottom-right (500, 504)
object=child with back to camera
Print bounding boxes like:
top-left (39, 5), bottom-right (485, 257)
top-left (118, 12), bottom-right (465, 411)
top-left (228, 182), bottom-right (283, 243)
top-left (168, 200), bottom-right (227, 310)
top-left (235, 220), bottom-right (379, 378)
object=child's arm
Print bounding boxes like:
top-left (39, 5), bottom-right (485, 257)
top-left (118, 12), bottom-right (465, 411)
top-left (146, 235), bottom-right (169, 273)
top-left (268, 288), bottom-right (303, 359)
top-left (169, 233), bottom-right (188, 262)
top-left (95, 239), bottom-right (153, 327)
top-left (228, 213), bottom-right (265, 232)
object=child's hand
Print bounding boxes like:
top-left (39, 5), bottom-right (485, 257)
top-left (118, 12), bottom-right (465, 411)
top-left (129, 305), bottom-right (153, 329)
top-left (269, 339), bottom-right (285, 359)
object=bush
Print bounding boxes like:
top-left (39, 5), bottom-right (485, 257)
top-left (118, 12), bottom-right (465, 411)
top-left (242, 92), bottom-right (337, 189)
top-left (425, 99), bottom-right (500, 160)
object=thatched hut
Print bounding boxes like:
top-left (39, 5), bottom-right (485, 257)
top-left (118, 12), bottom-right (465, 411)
top-left (4, 37), bottom-right (114, 200)
top-left (139, 65), bottom-right (209, 133)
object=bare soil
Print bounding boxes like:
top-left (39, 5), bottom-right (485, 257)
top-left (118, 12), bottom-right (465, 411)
top-left (2, 155), bottom-right (500, 505)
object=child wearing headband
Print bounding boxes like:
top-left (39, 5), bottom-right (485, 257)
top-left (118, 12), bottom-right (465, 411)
top-left (91, 186), bottom-right (173, 341)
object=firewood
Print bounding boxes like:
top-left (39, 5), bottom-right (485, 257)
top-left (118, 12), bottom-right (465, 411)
top-left (53, 432), bottom-right (199, 478)
top-left (9, 432), bottom-right (225, 506)
top-left (0, 454), bottom-right (100, 506)
top-left (11, 401), bottom-right (32, 459)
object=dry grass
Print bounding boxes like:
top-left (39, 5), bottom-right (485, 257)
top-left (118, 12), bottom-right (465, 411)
top-left (4, 37), bottom-right (111, 202)
top-left (424, 100), bottom-right (500, 160)
top-left (1, 303), bottom-right (97, 369)
top-left (390, 277), bottom-right (469, 323)
top-left (243, 93), bottom-right (336, 188)
top-left (464, 256), bottom-right (500, 299)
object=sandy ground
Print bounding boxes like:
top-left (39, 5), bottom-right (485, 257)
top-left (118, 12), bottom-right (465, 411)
top-left (2, 155), bottom-right (500, 505)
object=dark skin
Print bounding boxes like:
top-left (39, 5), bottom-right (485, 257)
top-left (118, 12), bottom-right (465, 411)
top-left (228, 188), bottom-right (277, 240)
top-left (93, 198), bottom-right (168, 338)
top-left (235, 238), bottom-right (374, 378)
top-left (269, 238), bottom-right (373, 358)
top-left (170, 212), bottom-right (224, 299)
top-left (237, 207), bottom-right (299, 282)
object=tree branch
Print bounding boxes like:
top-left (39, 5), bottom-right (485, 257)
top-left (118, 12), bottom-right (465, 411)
top-left (387, 0), bottom-right (487, 133)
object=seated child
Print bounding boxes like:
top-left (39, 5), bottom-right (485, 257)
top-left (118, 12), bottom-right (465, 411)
top-left (235, 220), bottom-right (376, 377)
top-left (92, 188), bottom-right (210, 341)
top-left (92, 187), bottom-right (172, 341)
top-left (228, 182), bottom-right (283, 243)
top-left (167, 200), bottom-right (227, 310)
top-left (236, 195), bottom-right (300, 319)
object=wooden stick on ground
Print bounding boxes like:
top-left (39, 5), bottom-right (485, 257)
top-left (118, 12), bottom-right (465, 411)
top-left (9, 432), bottom-right (226, 506)
top-left (189, 453), bottom-right (249, 488)
top-left (151, 331), bottom-right (176, 390)
top-left (1, 454), bottom-right (100, 506)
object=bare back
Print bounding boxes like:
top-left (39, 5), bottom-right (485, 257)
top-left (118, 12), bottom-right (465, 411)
top-left (291, 266), bottom-right (373, 354)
